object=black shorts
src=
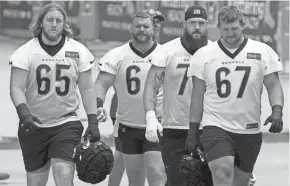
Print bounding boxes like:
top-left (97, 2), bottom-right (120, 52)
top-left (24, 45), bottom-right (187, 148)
top-left (200, 126), bottom-right (262, 173)
top-left (18, 120), bottom-right (84, 172)
top-left (161, 129), bottom-right (204, 186)
top-left (161, 129), bottom-right (188, 186)
top-left (114, 137), bottom-right (122, 152)
top-left (118, 123), bottom-right (161, 154)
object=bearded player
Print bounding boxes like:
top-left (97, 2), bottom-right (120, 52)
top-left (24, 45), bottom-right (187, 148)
top-left (187, 5), bottom-right (284, 186)
top-left (9, 3), bottom-right (100, 186)
top-left (107, 9), bottom-right (165, 186)
top-left (143, 5), bottom-right (212, 186)
top-left (95, 11), bottom-right (166, 186)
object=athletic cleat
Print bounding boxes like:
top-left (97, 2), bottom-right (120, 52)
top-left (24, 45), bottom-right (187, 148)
top-left (0, 172), bottom-right (9, 180)
top-left (249, 173), bottom-right (256, 186)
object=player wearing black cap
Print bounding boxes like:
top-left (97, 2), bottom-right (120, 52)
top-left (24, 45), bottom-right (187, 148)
top-left (143, 9), bottom-right (165, 43)
top-left (143, 5), bottom-right (211, 186)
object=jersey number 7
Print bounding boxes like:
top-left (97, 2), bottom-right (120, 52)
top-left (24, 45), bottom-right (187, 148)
top-left (177, 63), bottom-right (190, 95)
top-left (36, 64), bottom-right (71, 96)
top-left (216, 66), bottom-right (251, 98)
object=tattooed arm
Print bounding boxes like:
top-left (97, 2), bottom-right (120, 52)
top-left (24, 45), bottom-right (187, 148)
top-left (144, 65), bottom-right (165, 112)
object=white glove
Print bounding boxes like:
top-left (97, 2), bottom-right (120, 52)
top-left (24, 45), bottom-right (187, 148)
top-left (96, 107), bottom-right (108, 122)
top-left (145, 111), bottom-right (163, 143)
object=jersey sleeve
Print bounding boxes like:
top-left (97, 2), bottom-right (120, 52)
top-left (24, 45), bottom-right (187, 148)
top-left (187, 48), bottom-right (206, 80)
top-left (78, 44), bottom-right (95, 73)
top-left (98, 48), bottom-right (119, 75)
top-left (9, 44), bottom-right (30, 70)
top-left (150, 44), bottom-right (169, 67)
top-left (263, 44), bottom-right (283, 75)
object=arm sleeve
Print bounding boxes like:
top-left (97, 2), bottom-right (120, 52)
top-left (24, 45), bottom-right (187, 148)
top-left (264, 44), bottom-right (283, 75)
top-left (78, 45), bottom-right (95, 73)
top-left (98, 48), bottom-right (119, 75)
top-left (187, 49), bottom-right (206, 80)
top-left (9, 45), bottom-right (30, 71)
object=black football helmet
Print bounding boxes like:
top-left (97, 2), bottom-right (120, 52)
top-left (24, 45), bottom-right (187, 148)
top-left (179, 147), bottom-right (213, 186)
top-left (73, 137), bottom-right (114, 184)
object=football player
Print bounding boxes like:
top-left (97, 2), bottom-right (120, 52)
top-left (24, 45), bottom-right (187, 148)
top-left (143, 5), bottom-right (211, 186)
top-left (9, 3), bottom-right (100, 186)
top-left (187, 5), bottom-right (284, 186)
top-left (108, 9), bottom-right (165, 186)
top-left (144, 9), bottom-right (165, 43)
top-left (95, 11), bottom-right (166, 186)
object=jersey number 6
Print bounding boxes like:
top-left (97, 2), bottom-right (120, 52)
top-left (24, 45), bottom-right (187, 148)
top-left (36, 64), bottom-right (71, 96)
top-left (216, 66), bottom-right (251, 98)
top-left (126, 65), bottom-right (141, 95)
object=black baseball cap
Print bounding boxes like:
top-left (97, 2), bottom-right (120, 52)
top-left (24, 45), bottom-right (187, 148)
top-left (185, 5), bottom-right (207, 21)
top-left (143, 9), bottom-right (165, 21)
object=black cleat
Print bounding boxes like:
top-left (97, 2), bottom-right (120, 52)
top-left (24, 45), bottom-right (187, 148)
top-left (0, 172), bottom-right (9, 180)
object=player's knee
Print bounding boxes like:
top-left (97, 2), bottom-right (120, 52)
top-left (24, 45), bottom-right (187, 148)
top-left (51, 159), bottom-right (74, 182)
top-left (146, 159), bottom-right (167, 184)
top-left (144, 151), bottom-right (166, 181)
top-left (213, 164), bottom-right (233, 183)
top-left (148, 162), bottom-right (166, 175)
top-left (126, 167), bottom-right (146, 186)
top-left (26, 161), bottom-right (50, 186)
top-left (209, 157), bottom-right (234, 185)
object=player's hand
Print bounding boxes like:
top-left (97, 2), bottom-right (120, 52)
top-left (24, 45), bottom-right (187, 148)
top-left (145, 118), bottom-right (163, 143)
top-left (84, 124), bottom-right (100, 142)
top-left (17, 103), bottom-right (41, 133)
top-left (20, 115), bottom-right (41, 133)
top-left (145, 111), bottom-right (163, 143)
top-left (85, 114), bottom-right (101, 142)
top-left (185, 132), bottom-right (198, 154)
top-left (96, 108), bottom-right (108, 122)
top-left (264, 112), bottom-right (283, 133)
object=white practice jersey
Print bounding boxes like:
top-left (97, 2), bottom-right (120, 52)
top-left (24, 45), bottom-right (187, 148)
top-left (152, 38), bottom-right (212, 129)
top-left (187, 37), bottom-right (283, 134)
top-left (9, 36), bottom-right (95, 127)
top-left (98, 42), bottom-right (166, 128)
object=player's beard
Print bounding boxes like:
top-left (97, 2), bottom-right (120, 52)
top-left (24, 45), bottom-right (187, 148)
top-left (184, 29), bottom-right (208, 50)
top-left (132, 32), bottom-right (152, 43)
top-left (42, 27), bottom-right (63, 42)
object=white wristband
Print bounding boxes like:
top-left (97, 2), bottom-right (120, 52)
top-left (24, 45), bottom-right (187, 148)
top-left (145, 110), bottom-right (157, 122)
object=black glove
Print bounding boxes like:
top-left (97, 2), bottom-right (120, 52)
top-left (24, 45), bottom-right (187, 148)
top-left (185, 122), bottom-right (200, 153)
top-left (264, 105), bottom-right (283, 133)
top-left (185, 134), bottom-right (198, 154)
top-left (84, 114), bottom-right (101, 142)
top-left (17, 103), bottom-right (41, 132)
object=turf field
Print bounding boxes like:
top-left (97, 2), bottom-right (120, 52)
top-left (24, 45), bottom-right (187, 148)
top-left (0, 40), bottom-right (288, 186)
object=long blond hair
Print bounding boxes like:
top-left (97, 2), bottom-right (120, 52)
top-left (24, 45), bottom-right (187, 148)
top-left (29, 3), bottom-right (73, 38)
